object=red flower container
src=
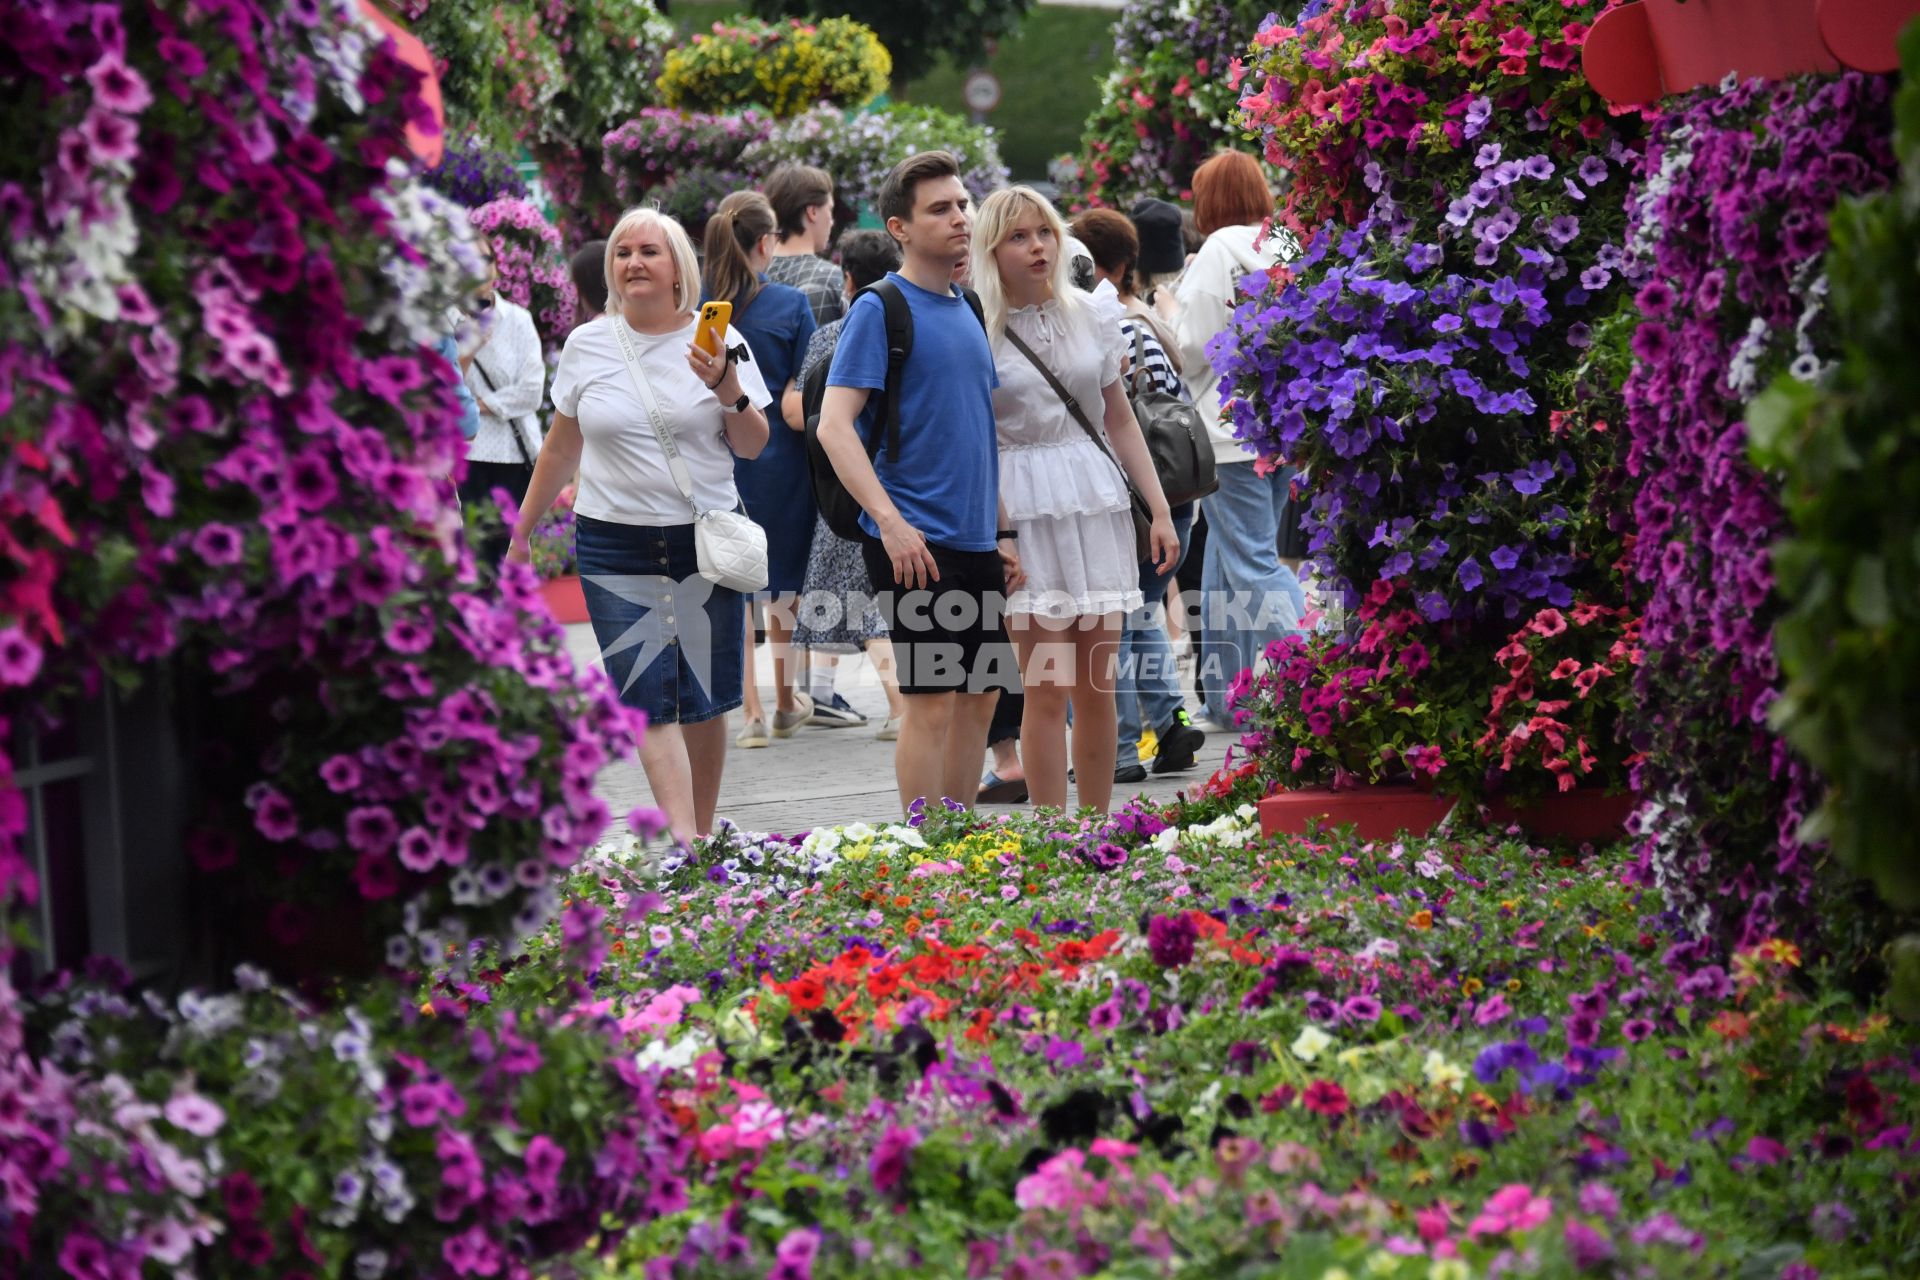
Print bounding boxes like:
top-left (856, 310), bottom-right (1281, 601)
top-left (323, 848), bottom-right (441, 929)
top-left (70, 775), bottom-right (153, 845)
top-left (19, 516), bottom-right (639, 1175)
top-left (1258, 783), bottom-right (1638, 844)
top-left (538, 574), bottom-right (589, 625)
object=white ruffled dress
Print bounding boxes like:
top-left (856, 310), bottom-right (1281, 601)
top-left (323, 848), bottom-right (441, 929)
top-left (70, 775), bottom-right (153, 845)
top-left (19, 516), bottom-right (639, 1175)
top-left (992, 296), bottom-right (1145, 620)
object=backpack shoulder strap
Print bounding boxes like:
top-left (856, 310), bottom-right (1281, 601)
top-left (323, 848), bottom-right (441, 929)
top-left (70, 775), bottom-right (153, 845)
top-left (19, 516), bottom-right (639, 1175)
top-left (959, 285), bottom-right (986, 332)
top-left (864, 279), bottom-right (914, 463)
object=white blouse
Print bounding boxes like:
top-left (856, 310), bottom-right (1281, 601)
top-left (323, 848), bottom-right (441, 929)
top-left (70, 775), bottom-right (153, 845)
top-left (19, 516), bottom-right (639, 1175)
top-left (550, 316), bottom-right (771, 527)
top-left (989, 294), bottom-right (1131, 524)
top-left (462, 296), bottom-right (547, 465)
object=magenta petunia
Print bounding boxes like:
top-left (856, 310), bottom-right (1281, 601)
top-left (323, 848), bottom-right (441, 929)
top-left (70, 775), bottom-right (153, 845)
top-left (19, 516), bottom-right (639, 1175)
top-left (85, 55), bottom-right (152, 113)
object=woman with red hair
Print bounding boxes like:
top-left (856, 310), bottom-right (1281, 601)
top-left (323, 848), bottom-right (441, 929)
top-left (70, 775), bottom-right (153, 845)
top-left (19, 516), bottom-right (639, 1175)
top-left (1174, 150), bottom-right (1305, 727)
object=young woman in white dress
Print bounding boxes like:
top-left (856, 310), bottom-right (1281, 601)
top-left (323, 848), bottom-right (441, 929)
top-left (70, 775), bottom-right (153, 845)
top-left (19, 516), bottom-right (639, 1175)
top-left (973, 187), bottom-right (1177, 815)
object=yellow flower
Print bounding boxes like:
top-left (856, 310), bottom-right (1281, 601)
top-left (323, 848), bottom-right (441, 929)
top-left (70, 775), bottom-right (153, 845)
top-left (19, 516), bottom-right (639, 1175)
top-left (1506, 978), bottom-right (1523, 992)
top-left (1428, 1261), bottom-right (1470, 1280)
top-left (1422, 1049), bottom-right (1465, 1092)
top-left (1761, 938), bottom-right (1802, 967)
top-left (1460, 977), bottom-right (1483, 997)
top-left (1291, 1025), bottom-right (1334, 1061)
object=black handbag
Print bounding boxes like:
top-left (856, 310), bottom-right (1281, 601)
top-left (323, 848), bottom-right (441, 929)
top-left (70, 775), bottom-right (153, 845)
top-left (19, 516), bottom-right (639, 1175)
top-left (1123, 324), bottom-right (1218, 506)
top-left (1003, 327), bottom-right (1153, 562)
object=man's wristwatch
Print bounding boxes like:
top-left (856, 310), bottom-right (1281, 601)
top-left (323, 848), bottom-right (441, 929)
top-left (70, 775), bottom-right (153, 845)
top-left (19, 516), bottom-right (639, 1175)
top-left (996, 529), bottom-right (1018, 542)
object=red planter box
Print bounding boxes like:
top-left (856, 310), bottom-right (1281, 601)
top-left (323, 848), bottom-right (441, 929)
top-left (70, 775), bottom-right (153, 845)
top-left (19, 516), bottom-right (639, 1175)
top-left (1258, 784), bottom-right (1638, 844)
top-left (537, 574), bottom-right (590, 625)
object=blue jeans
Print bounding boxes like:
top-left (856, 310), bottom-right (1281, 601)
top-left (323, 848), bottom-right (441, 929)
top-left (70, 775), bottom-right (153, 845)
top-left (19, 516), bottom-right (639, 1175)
top-left (1198, 462), bottom-right (1305, 725)
top-left (576, 516), bottom-right (745, 725)
top-left (1117, 504), bottom-right (1194, 755)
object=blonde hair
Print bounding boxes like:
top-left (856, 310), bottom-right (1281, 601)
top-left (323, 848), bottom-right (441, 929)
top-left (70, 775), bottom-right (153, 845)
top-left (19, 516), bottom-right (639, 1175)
top-left (603, 207), bottom-right (701, 317)
top-left (970, 186), bottom-right (1084, 342)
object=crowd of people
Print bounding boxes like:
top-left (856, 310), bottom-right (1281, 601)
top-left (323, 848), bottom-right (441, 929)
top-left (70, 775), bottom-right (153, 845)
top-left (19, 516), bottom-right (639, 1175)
top-left (455, 150), bottom-right (1308, 843)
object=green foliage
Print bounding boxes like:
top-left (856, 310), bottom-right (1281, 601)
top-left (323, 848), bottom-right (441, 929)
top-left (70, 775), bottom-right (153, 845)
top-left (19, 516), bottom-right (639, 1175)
top-left (891, 5), bottom-right (1116, 179)
top-left (1748, 25), bottom-right (1920, 917)
top-left (747, 0), bottom-right (1035, 83)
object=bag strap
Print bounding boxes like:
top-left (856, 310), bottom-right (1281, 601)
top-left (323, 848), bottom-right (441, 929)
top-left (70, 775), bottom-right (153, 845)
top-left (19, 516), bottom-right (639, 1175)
top-left (609, 317), bottom-right (702, 519)
top-left (468, 355), bottom-right (536, 469)
top-left (1003, 325), bottom-right (1136, 497)
top-left (870, 279), bottom-right (911, 464)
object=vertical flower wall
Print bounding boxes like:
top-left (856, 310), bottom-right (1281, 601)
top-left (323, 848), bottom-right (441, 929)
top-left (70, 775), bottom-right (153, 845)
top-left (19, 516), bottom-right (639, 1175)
top-left (0, 2), bottom-right (687, 1272)
top-left (1059, 0), bottom-right (1277, 207)
top-left (1214, 0), bottom-right (1647, 803)
top-left (0, 0), bottom-right (640, 977)
top-left (1620, 74), bottom-right (1895, 944)
top-left (403, 0), bottom-right (677, 240)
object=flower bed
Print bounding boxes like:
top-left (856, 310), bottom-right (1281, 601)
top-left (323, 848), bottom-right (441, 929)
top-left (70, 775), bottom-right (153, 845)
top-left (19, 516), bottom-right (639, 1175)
top-left (462, 806), bottom-right (1914, 1274)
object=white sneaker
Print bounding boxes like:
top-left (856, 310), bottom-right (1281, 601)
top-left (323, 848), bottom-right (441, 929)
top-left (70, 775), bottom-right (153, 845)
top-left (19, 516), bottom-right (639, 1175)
top-left (875, 715), bottom-right (902, 741)
top-left (736, 717), bottom-right (770, 748)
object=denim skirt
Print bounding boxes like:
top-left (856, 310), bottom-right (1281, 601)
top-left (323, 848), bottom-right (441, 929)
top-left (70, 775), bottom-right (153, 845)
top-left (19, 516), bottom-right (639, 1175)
top-left (575, 515), bottom-right (745, 725)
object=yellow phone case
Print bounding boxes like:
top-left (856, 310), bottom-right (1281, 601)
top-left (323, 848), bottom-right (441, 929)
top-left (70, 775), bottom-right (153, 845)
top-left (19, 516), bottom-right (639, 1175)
top-left (695, 301), bottom-right (732, 357)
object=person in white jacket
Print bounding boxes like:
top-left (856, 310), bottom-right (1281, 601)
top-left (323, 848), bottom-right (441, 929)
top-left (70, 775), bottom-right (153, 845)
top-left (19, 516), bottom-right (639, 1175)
top-left (1173, 150), bottom-right (1306, 727)
top-left (460, 234), bottom-right (548, 565)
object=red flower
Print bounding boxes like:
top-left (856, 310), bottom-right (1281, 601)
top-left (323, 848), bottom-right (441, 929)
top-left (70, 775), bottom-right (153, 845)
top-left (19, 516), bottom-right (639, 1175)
top-left (784, 975), bottom-right (825, 1012)
top-left (1303, 1079), bottom-right (1349, 1117)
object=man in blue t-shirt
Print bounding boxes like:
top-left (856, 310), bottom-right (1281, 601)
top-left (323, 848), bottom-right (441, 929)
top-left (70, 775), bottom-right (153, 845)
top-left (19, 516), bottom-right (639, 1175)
top-left (817, 151), bottom-right (1022, 816)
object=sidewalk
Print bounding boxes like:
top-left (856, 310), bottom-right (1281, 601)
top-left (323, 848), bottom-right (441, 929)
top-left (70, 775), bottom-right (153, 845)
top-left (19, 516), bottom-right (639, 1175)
top-left (568, 623), bottom-right (1236, 834)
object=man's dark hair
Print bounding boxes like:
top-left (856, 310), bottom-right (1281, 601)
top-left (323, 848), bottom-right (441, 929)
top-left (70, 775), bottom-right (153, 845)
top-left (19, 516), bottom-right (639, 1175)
top-left (762, 163), bottom-right (835, 240)
top-left (836, 228), bottom-right (901, 292)
top-left (571, 240), bottom-right (608, 314)
top-left (877, 151), bottom-right (962, 233)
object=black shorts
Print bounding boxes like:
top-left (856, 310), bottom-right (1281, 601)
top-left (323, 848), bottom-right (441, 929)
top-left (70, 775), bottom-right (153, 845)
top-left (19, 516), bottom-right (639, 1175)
top-left (860, 539), bottom-right (1019, 696)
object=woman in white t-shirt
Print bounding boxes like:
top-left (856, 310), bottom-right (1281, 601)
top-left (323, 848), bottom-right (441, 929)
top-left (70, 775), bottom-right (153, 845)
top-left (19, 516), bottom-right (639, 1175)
top-left (509, 208), bottom-right (771, 843)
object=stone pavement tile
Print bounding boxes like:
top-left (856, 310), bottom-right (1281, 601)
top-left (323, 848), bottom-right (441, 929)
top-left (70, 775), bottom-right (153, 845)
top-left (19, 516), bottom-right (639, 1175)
top-left (568, 622), bottom-right (1236, 835)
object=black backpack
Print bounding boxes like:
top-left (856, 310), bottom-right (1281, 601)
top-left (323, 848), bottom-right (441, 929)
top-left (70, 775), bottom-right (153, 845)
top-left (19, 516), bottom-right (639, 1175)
top-left (803, 279), bottom-right (986, 541)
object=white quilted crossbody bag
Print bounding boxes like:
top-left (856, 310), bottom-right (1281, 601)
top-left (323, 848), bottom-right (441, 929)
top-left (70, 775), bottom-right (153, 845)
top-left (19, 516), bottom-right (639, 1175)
top-left (610, 320), bottom-right (769, 594)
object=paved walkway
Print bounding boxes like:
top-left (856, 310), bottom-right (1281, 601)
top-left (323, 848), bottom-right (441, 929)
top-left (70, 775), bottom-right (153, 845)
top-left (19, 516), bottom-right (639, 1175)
top-left (569, 624), bottom-right (1236, 834)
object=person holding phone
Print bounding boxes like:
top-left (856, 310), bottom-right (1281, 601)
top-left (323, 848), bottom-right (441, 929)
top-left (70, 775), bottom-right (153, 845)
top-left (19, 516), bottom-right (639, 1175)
top-left (702, 190), bottom-right (819, 749)
top-left (508, 208), bottom-right (771, 844)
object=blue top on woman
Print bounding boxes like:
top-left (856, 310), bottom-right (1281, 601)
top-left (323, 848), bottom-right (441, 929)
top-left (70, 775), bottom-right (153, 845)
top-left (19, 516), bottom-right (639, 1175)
top-left (718, 275), bottom-right (817, 595)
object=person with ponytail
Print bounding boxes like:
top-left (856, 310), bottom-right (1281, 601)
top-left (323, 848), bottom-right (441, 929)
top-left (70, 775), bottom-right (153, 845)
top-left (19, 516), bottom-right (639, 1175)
top-left (702, 190), bottom-right (819, 749)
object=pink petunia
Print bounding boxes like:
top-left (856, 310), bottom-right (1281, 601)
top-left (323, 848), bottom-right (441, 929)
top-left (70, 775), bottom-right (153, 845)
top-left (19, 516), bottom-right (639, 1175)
top-left (79, 107), bottom-right (138, 164)
top-left (0, 626), bottom-right (43, 686)
top-left (163, 1092), bottom-right (226, 1137)
top-left (86, 55), bottom-right (153, 113)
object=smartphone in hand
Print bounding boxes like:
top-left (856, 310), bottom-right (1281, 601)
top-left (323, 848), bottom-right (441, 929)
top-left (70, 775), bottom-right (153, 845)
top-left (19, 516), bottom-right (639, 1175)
top-left (694, 301), bottom-right (732, 357)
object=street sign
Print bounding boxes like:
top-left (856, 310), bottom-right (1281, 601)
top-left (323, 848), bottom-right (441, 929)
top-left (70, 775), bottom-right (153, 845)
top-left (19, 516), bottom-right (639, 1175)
top-left (962, 68), bottom-right (1002, 114)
